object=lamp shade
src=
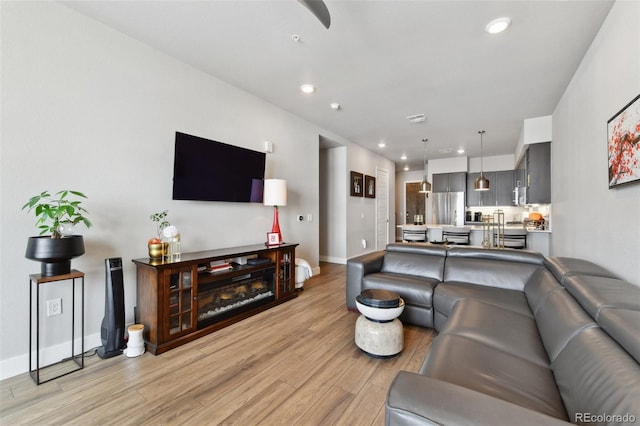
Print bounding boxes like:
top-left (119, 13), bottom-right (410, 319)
top-left (474, 173), bottom-right (490, 191)
top-left (263, 179), bottom-right (287, 206)
top-left (418, 179), bottom-right (431, 193)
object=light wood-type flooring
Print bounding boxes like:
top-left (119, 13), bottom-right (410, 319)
top-left (1, 262), bottom-right (435, 425)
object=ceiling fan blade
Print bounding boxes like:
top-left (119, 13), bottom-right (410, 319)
top-left (297, 0), bottom-right (331, 29)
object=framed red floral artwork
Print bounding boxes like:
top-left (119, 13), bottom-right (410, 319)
top-left (608, 93), bottom-right (640, 188)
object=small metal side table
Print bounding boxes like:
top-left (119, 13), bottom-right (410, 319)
top-left (29, 270), bottom-right (84, 385)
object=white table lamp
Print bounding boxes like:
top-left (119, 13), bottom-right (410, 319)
top-left (263, 179), bottom-right (287, 243)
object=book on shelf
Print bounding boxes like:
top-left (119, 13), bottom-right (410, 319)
top-left (207, 261), bottom-right (233, 273)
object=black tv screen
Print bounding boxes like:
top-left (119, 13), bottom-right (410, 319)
top-left (172, 132), bottom-right (266, 202)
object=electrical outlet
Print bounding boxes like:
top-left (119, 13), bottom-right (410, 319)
top-left (47, 298), bottom-right (62, 316)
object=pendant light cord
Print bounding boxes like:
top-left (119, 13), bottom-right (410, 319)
top-left (478, 130), bottom-right (485, 176)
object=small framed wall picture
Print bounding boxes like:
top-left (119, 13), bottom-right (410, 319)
top-left (365, 175), bottom-right (376, 198)
top-left (350, 171), bottom-right (364, 197)
top-left (267, 232), bottom-right (280, 246)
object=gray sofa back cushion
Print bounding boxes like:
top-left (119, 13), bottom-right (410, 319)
top-left (563, 275), bottom-right (640, 321)
top-left (551, 327), bottom-right (640, 423)
top-left (443, 247), bottom-right (543, 291)
top-left (381, 244), bottom-right (446, 280)
top-left (533, 288), bottom-right (597, 362)
top-left (544, 256), bottom-right (617, 284)
top-left (599, 308), bottom-right (640, 364)
top-left (524, 268), bottom-right (564, 314)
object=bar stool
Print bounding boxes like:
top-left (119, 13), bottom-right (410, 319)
top-left (442, 227), bottom-right (471, 245)
top-left (495, 228), bottom-right (528, 249)
top-left (402, 225), bottom-right (428, 242)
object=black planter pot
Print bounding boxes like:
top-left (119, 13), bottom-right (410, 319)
top-left (25, 235), bottom-right (85, 276)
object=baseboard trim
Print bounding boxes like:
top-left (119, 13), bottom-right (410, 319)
top-left (0, 332), bottom-right (101, 381)
top-left (319, 255), bottom-right (347, 264)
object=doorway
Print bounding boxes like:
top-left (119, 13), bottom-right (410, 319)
top-left (405, 182), bottom-right (426, 225)
top-left (376, 168), bottom-right (389, 250)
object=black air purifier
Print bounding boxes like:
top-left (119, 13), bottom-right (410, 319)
top-left (97, 257), bottom-right (126, 359)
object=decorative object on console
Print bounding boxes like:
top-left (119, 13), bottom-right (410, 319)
top-left (365, 175), bottom-right (376, 198)
top-left (263, 179), bottom-right (287, 243)
top-left (350, 171), bottom-right (363, 197)
top-left (149, 210), bottom-right (170, 259)
top-left (607, 93), bottom-right (640, 188)
top-left (22, 190), bottom-right (92, 276)
top-left (162, 224), bottom-right (181, 260)
top-left (474, 130), bottom-right (490, 191)
top-left (267, 232), bottom-right (281, 247)
top-left (419, 138), bottom-right (432, 194)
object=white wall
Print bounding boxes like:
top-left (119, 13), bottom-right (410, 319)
top-left (552, 0), bottom-right (640, 286)
top-left (347, 144), bottom-right (396, 259)
top-left (0, 1), bottom-right (332, 377)
top-left (319, 146), bottom-right (347, 263)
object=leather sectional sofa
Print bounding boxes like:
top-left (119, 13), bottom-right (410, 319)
top-left (346, 243), bottom-right (640, 425)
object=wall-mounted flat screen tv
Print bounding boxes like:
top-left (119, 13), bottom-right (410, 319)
top-left (172, 132), bottom-right (266, 202)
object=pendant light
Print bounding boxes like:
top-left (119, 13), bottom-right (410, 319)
top-left (474, 130), bottom-right (490, 191)
top-left (419, 138), bottom-right (432, 193)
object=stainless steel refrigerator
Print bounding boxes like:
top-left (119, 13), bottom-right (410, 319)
top-left (432, 192), bottom-right (465, 226)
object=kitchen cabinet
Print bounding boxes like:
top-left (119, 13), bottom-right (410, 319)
top-left (433, 172), bottom-right (466, 193)
top-left (515, 142), bottom-right (551, 205)
top-left (527, 142), bottom-right (551, 204)
top-left (496, 170), bottom-right (516, 206)
top-left (466, 170), bottom-right (514, 206)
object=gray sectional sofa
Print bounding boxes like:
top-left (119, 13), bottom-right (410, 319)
top-left (346, 244), bottom-right (640, 425)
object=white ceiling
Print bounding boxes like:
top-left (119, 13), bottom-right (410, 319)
top-left (61, 0), bottom-right (614, 170)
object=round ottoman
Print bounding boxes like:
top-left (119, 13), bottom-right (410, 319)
top-left (354, 289), bottom-right (405, 357)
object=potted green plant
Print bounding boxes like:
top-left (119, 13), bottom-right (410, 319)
top-left (148, 210), bottom-right (169, 259)
top-left (22, 190), bottom-right (92, 276)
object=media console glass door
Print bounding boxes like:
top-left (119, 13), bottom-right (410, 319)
top-left (163, 265), bottom-right (196, 339)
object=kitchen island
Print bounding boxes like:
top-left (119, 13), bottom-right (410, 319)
top-left (401, 224), bottom-right (551, 256)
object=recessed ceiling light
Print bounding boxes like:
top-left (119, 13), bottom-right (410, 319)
top-left (400, 154), bottom-right (407, 160)
top-left (457, 148), bottom-right (465, 154)
top-left (300, 84), bottom-right (316, 94)
top-left (378, 142), bottom-right (386, 148)
top-left (486, 17), bottom-right (511, 34)
top-left (404, 165), bottom-right (409, 171)
top-left (330, 102), bottom-right (340, 110)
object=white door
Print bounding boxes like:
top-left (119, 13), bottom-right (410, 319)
top-left (376, 168), bottom-right (389, 250)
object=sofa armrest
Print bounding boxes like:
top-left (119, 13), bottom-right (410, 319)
top-left (386, 372), bottom-right (569, 426)
top-left (346, 251), bottom-right (385, 309)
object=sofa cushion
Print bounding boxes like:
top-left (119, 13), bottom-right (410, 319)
top-left (443, 247), bottom-right (544, 291)
top-left (524, 268), bottom-right (564, 315)
top-left (599, 308), bottom-right (640, 364)
top-left (544, 256), bottom-right (617, 284)
top-left (361, 272), bottom-right (438, 328)
top-left (381, 244), bottom-right (446, 281)
top-left (386, 373), bottom-right (570, 426)
top-left (563, 275), bottom-right (640, 321)
top-left (421, 333), bottom-right (568, 420)
top-left (551, 327), bottom-right (640, 423)
top-left (533, 288), bottom-right (597, 362)
top-left (362, 273), bottom-right (438, 309)
top-left (438, 299), bottom-right (548, 367)
top-left (433, 282), bottom-right (531, 325)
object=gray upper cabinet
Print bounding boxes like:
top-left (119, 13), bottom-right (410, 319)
top-left (527, 142), bottom-right (551, 204)
top-left (496, 170), bottom-right (516, 206)
top-left (433, 172), bottom-right (466, 192)
top-left (466, 170), bottom-right (515, 207)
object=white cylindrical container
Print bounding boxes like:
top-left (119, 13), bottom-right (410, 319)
top-left (125, 324), bottom-right (145, 358)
